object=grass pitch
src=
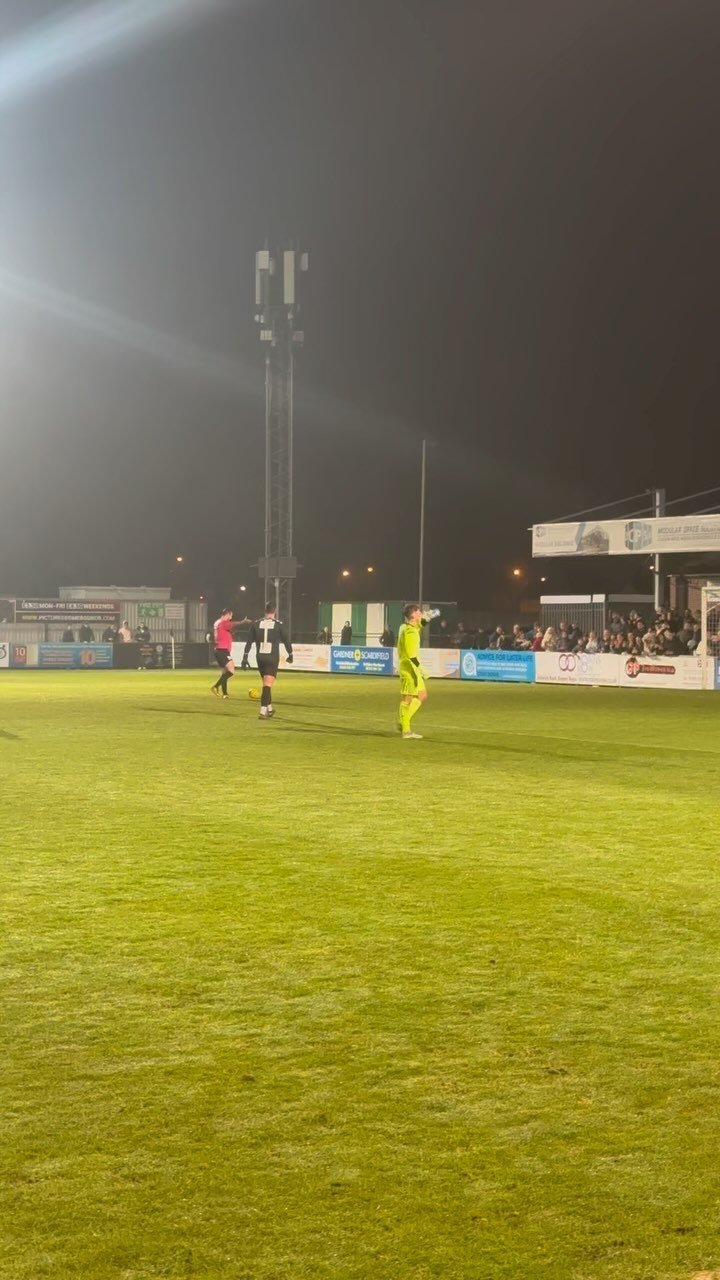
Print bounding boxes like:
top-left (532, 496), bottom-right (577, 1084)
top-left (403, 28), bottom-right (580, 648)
top-left (2, 670), bottom-right (720, 1280)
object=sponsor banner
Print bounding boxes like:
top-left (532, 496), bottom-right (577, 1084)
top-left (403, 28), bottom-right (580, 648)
top-left (10, 644), bottom-right (39, 667)
top-left (231, 642), bottom-right (330, 672)
top-left (619, 654), bottom-right (705, 690)
top-left (420, 647), bottom-right (460, 679)
top-left (330, 645), bottom-right (393, 675)
top-left (16, 599), bottom-right (120, 624)
top-left (535, 652), bottom-right (619, 686)
top-left (533, 514), bottom-right (720, 558)
top-left (392, 648), bottom-right (461, 679)
top-left (37, 643), bottom-right (113, 669)
top-left (0, 641), bottom-right (8, 668)
top-left (460, 650), bottom-right (535, 682)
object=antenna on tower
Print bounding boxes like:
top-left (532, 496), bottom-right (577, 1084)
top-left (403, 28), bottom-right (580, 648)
top-left (254, 245), bottom-right (308, 634)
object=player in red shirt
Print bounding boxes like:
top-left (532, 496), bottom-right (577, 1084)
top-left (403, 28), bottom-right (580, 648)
top-left (211, 609), bottom-right (250, 699)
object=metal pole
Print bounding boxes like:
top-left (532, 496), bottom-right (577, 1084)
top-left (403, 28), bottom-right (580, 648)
top-left (264, 350), bottom-right (271, 611)
top-left (418, 439), bottom-right (427, 607)
top-left (654, 486), bottom-right (665, 612)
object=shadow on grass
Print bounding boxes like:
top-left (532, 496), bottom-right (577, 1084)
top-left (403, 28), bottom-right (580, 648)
top-left (0, 728), bottom-right (20, 740)
top-left (275, 719), bottom-right (397, 740)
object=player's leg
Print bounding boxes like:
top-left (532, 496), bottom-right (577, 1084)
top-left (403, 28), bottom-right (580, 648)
top-left (220, 654), bottom-right (235, 697)
top-left (258, 667), bottom-right (277, 717)
top-left (399, 666), bottom-right (426, 737)
top-left (212, 648), bottom-right (228, 694)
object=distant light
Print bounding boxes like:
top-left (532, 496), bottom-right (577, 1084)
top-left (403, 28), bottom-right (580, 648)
top-left (199, 595), bottom-right (205, 601)
top-left (239, 584), bottom-right (247, 592)
top-left (366, 566), bottom-right (375, 573)
top-left (512, 567), bottom-right (522, 578)
top-left (341, 569), bottom-right (350, 578)
top-left (540, 577), bottom-right (546, 583)
top-left (176, 555), bottom-right (184, 563)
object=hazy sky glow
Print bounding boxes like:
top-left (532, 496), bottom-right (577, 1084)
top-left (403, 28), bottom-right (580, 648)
top-left (2, 0), bottom-right (720, 618)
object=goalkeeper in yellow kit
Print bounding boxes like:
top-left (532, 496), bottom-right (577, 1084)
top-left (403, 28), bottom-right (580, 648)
top-left (397, 604), bottom-right (438, 739)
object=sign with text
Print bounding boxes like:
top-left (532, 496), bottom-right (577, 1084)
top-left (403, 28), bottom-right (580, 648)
top-left (535, 652), bottom-right (619, 686)
top-left (533, 515), bottom-right (720, 557)
top-left (330, 645), bottom-right (393, 675)
top-left (460, 650), bottom-right (535, 682)
top-left (38, 644), bottom-right (114, 669)
top-left (16, 600), bottom-right (120, 624)
top-left (618, 654), bottom-right (705, 690)
top-left (137, 602), bottom-right (185, 620)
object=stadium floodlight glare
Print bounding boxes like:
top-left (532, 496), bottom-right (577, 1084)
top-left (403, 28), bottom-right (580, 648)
top-left (512, 567), bottom-right (522, 577)
top-left (0, 265), bottom-right (256, 400)
top-left (366, 566), bottom-right (375, 573)
top-left (175, 555), bottom-right (184, 563)
top-left (341, 570), bottom-right (350, 578)
top-left (239, 585), bottom-right (247, 592)
top-left (0, 0), bottom-right (231, 109)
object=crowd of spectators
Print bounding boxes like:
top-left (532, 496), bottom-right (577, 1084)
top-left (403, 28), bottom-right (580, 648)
top-left (431, 609), bottom-right (704, 656)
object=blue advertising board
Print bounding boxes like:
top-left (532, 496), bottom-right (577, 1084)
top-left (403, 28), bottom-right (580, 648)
top-left (460, 649), bottom-right (535, 683)
top-left (330, 645), bottom-right (393, 675)
top-left (37, 643), bottom-right (114, 670)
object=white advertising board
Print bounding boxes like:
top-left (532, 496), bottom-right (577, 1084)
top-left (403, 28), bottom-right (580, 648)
top-left (231, 642), bottom-right (330, 672)
top-left (391, 647), bottom-right (460, 679)
top-left (618, 654), bottom-right (706, 690)
top-left (533, 514), bottom-right (720, 557)
top-left (534, 651), bottom-right (619, 686)
top-left (0, 642), bottom-right (8, 668)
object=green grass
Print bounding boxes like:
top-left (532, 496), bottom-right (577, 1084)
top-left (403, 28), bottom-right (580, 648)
top-left (2, 670), bottom-right (720, 1280)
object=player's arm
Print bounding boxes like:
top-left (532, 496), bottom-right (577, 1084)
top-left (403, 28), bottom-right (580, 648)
top-left (278, 624), bottom-right (293, 663)
top-left (405, 624), bottom-right (421, 664)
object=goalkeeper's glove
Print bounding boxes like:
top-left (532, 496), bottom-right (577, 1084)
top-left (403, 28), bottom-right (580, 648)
top-left (286, 653), bottom-right (294, 664)
top-left (240, 658), bottom-right (250, 670)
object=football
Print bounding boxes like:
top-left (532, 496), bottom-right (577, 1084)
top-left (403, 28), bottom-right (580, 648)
top-left (248, 687), bottom-right (260, 700)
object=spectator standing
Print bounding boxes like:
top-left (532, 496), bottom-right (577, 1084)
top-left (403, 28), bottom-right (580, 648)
top-left (687, 623), bottom-right (702, 654)
top-left (118, 620), bottom-right (133, 643)
top-left (340, 621), bottom-right (352, 645)
top-left (61, 627), bottom-right (75, 643)
top-left (541, 626), bottom-right (557, 652)
top-left (380, 625), bottom-right (395, 647)
top-left (102, 623), bottom-right (120, 644)
top-left (317, 626), bottom-right (332, 645)
top-left (78, 623), bottom-right (95, 643)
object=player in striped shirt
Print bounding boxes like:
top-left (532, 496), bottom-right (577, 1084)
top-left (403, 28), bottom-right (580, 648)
top-left (241, 602), bottom-right (293, 719)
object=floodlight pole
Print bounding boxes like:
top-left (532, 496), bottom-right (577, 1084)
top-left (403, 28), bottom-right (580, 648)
top-left (653, 486), bottom-right (665, 611)
top-left (254, 246), bottom-right (308, 635)
top-left (418, 438), bottom-right (427, 607)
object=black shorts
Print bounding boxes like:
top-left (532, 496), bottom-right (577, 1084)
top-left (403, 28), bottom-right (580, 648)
top-left (214, 647), bottom-right (232, 668)
top-left (257, 659), bottom-right (278, 679)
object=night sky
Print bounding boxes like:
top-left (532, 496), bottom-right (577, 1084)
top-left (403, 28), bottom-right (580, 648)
top-left (2, 0), bottom-right (720, 622)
